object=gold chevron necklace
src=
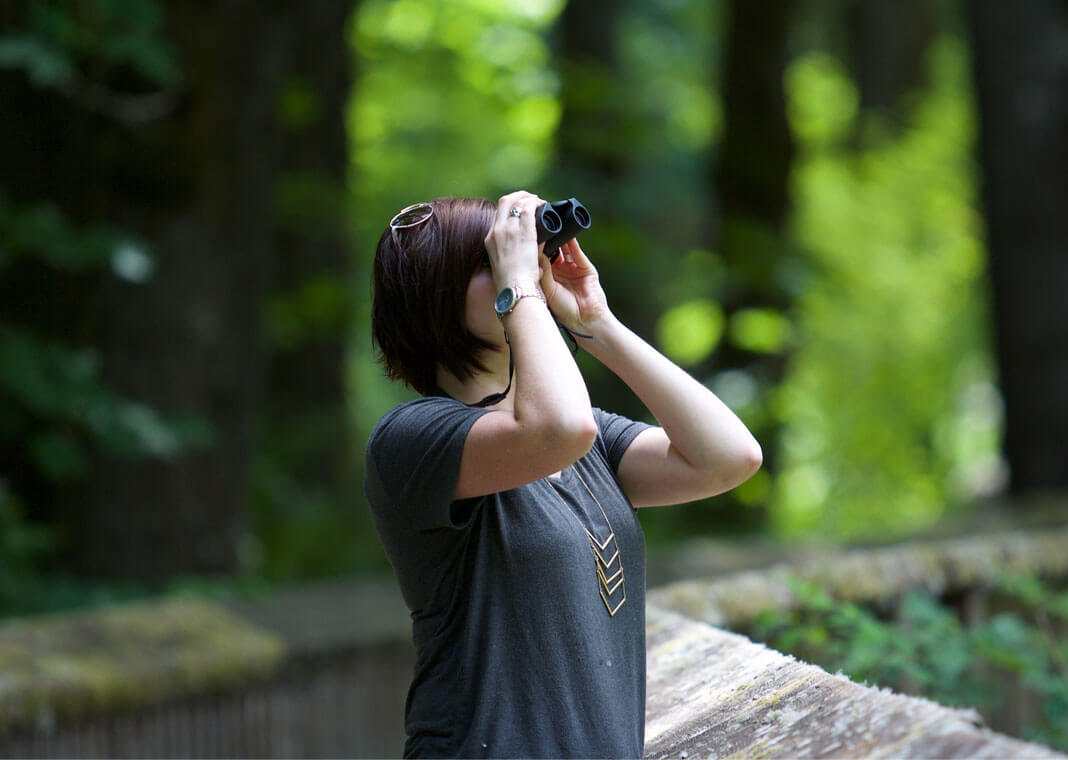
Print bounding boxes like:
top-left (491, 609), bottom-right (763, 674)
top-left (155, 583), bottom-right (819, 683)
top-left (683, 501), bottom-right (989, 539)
top-left (545, 467), bottom-right (626, 617)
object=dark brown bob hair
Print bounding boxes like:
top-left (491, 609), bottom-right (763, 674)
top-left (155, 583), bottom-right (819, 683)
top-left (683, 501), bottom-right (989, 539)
top-left (371, 197), bottom-right (498, 396)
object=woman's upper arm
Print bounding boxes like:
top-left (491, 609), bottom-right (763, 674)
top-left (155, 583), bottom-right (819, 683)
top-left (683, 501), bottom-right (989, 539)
top-left (615, 426), bottom-right (757, 508)
top-left (452, 409), bottom-right (598, 500)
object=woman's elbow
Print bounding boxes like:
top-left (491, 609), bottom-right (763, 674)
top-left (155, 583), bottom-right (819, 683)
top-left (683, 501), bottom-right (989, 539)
top-left (562, 413), bottom-right (598, 460)
top-left (742, 438), bottom-right (763, 475)
top-left (704, 438), bottom-right (762, 493)
top-left (732, 438), bottom-right (763, 485)
top-left (533, 412), bottom-right (597, 465)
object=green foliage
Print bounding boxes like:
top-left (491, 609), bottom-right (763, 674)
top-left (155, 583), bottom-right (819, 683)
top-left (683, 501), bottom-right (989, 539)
top-left (262, 275), bottom-right (351, 351)
top-left (728, 308), bottom-right (795, 355)
top-left (0, 324), bottom-right (214, 464)
top-left (0, 192), bottom-right (213, 609)
top-left (0, 191), bottom-right (116, 274)
top-left (254, 163), bottom-right (365, 581)
top-left (0, 483), bottom-right (55, 609)
top-left (657, 298), bottom-right (724, 366)
top-left (772, 39), bottom-right (1000, 539)
top-left (244, 411), bottom-right (379, 580)
top-left (751, 575), bottom-right (1068, 750)
top-left (0, 1), bottom-right (221, 612)
top-left (0, 565), bottom-right (276, 623)
top-left (350, 0), bottom-right (563, 204)
top-left (0, 0), bottom-right (179, 90)
top-left (277, 76), bottom-right (322, 131)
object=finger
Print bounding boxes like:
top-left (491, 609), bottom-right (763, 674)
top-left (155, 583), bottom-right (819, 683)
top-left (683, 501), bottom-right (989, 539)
top-left (565, 239), bottom-right (594, 268)
top-left (489, 192), bottom-right (527, 250)
top-left (538, 253), bottom-right (551, 280)
top-left (500, 194), bottom-right (529, 226)
top-left (516, 194), bottom-right (543, 216)
top-left (497, 191), bottom-right (530, 223)
top-left (497, 192), bottom-right (519, 217)
top-left (514, 196), bottom-right (543, 237)
top-left (550, 239), bottom-right (574, 266)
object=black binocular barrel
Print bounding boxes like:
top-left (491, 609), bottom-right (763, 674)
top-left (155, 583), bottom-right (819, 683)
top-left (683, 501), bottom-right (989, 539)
top-left (535, 198), bottom-right (592, 257)
top-left (536, 204), bottom-right (563, 240)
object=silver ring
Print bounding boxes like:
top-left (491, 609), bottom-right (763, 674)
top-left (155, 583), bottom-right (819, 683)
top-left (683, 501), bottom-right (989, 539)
top-left (509, 206), bottom-right (522, 218)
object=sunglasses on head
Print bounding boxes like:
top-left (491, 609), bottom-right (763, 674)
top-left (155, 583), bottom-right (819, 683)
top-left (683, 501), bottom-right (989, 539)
top-left (389, 202), bottom-right (434, 246)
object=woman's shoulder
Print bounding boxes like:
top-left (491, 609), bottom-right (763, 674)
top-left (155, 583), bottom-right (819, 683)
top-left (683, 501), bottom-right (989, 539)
top-left (367, 394), bottom-right (484, 451)
top-left (589, 407), bottom-right (654, 471)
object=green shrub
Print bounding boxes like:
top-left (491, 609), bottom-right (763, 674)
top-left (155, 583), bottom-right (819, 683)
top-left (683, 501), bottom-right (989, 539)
top-left (750, 574), bottom-right (1068, 751)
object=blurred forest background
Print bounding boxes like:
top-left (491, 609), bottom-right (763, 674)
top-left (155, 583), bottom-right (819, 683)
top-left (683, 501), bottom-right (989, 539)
top-left (0, 0), bottom-right (1066, 614)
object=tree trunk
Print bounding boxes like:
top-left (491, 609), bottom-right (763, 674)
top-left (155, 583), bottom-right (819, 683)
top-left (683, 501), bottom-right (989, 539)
top-left (715, 0), bottom-right (795, 240)
top-left (264, 3), bottom-right (353, 492)
top-left (550, 0), bottom-right (658, 423)
top-left (0, 1), bottom-right (355, 579)
top-left (78, 1), bottom-right (289, 577)
top-left (552, 0), bottom-right (626, 201)
top-left (708, 0), bottom-right (797, 530)
top-left (966, 0), bottom-right (1068, 496)
top-left (845, 0), bottom-right (934, 119)
top-left (253, 2), bottom-right (357, 555)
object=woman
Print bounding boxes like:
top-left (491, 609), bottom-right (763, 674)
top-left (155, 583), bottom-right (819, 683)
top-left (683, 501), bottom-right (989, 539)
top-left (365, 190), bottom-right (762, 758)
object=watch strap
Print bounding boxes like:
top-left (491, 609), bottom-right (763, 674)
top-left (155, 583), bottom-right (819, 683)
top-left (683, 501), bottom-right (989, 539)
top-left (495, 281), bottom-right (545, 319)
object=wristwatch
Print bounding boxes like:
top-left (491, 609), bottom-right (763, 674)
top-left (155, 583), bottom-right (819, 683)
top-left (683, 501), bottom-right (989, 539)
top-left (494, 281), bottom-right (546, 319)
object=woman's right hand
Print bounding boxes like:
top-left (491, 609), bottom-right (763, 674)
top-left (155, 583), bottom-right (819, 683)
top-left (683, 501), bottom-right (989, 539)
top-left (485, 191), bottom-right (545, 290)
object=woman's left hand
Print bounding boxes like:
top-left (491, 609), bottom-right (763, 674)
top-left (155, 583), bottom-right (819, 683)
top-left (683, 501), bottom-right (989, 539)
top-left (539, 238), bottom-right (613, 337)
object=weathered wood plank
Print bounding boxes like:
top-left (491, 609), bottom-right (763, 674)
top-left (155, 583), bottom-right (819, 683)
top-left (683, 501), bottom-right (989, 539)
top-left (645, 605), bottom-right (1064, 759)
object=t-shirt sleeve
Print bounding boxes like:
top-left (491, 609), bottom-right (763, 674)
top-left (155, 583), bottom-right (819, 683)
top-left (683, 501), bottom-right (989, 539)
top-left (593, 407), bottom-right (654, 473)
top-left (365, 397), bottom-right (488, 532)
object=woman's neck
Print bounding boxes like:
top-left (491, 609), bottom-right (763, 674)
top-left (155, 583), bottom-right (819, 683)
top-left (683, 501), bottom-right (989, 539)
top-left (435, 350), bottom-right (513, 410)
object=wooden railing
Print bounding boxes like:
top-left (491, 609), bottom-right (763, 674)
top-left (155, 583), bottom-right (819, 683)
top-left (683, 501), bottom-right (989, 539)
top-left (644, 605), bottom-right (1061, 759)
top-left (0, 581), bottom-right (415, 758)
top-left (1, 527), bottom-right (1066, 758)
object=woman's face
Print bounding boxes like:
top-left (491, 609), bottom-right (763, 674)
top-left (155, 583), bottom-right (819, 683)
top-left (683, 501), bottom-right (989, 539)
top-left (464, 264), bottom-right (507, 349)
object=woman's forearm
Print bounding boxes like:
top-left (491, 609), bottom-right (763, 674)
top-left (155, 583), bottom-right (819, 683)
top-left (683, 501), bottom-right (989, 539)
top-left (504, 297), bottom-right (597, 450)
top-left (580, 314), bottom-right (762, 471)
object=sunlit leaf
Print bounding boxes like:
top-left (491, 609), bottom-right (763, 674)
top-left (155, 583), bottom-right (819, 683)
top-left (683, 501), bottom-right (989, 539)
top-left (785, 52), bottom-right (858, 145)
top-left (728, 307), bottom-right (793, 354)
top-left (656, 298), bottom-right (724, 365)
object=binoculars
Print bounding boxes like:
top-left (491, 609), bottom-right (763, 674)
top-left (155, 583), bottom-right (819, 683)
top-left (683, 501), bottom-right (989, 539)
top-left (536, 198), bottom-right (592, 260)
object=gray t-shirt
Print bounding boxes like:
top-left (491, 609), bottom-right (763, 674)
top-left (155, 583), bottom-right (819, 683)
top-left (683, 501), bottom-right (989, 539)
top-left (365, 394), bottom-right (652, 759)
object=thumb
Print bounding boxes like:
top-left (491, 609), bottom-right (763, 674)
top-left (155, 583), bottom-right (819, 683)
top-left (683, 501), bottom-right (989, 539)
top-left (538, 254), bottom-right (556, 295)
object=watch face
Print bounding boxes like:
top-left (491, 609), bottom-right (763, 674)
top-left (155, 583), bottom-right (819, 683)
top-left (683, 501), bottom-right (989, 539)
top-left (494, 287), bottom-right (516, 315)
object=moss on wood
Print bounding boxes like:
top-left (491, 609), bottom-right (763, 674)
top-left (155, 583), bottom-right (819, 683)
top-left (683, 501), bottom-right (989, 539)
top-left (648, 526), bottom-right (1068, 629)
top-left (0, 598), bottom-right (284, 732)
